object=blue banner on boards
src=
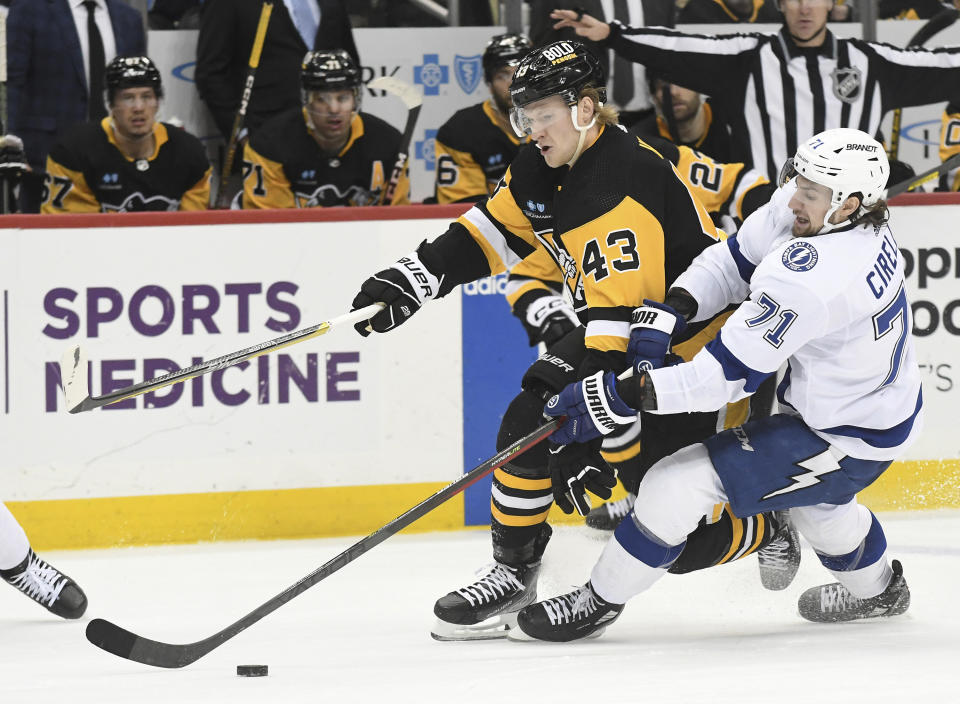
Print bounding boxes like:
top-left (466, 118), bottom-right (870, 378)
top-left (460, 275), bottom-right (539, 526)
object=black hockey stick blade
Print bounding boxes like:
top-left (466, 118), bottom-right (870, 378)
top-left (908, 7), bottom-right (960, 47)
top-left (888, 8), bottom-right (958, 160)
top-left (885, 151), bottom-right (960, 199)
top-left (84, 416), bottom-right (563, 668)
top-left (60, 303), bottom-right (382, 413)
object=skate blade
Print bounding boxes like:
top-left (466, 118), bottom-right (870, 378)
top-left (507, 625), bottom-right (607, 642)
top-left (430, 613), bottom-right (518, 641)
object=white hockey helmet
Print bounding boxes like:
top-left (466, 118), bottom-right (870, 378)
top-left (779, 128), bottom-right (889, 232)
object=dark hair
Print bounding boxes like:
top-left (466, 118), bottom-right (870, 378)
top-left (854, 199), bottom-right (890, 228)
top-left (847, 192), bottom-right (889, 228)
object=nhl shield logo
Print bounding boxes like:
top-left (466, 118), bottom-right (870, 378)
top-left (831, 67), bottom-right (862, 104)
top-left (454, 54), bottom-right (482, 94)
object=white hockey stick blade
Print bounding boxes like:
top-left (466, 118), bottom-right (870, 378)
top-left (60, 303), bottom-right (383, 414)
top-left (60, 344), bottom-right (90, 414)
top-left (368, 76), bottom-right (423, 109)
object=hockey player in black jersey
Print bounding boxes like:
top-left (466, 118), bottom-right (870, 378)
top-left (630, 71), bottom-right (738, 164)
top-left (939, 101), bottom-right (960, 191)
top-left (433, 33), bottom-right (531, 204)
top-left (506, 136), bottom-right (776, 534)
top-left (241, 50), bottom-right (409, 208)
top-left (42, 56), bottom-right (211, 213)
top-left (351, 42), bottom-right (794, 640)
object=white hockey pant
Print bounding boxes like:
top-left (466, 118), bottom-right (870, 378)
top-left (590, 443), bottom-right (891, 605)
top-left (0, 502), bottom-right (31, 570)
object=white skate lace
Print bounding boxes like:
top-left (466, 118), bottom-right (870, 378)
top-left (456, 563), bottom-right (524, 607)
top-left (758, 533), bottom-right (791, 570)
top-left (820, 583), bottom-right (862, 613)
top-left (7, 554), bottom-right (68, 607)
top-left (604, 494), bottom-right (636, 521)
top-left (542, 585), bottom-right (601, 626)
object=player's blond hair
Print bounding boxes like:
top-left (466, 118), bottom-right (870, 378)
top-left (579, 86), bottom-right (619, 127)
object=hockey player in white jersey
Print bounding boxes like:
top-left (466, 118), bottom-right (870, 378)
top-left (513, 127), bottom-right (921, 642)
top-left (0, 502), bottom-right (87, 619)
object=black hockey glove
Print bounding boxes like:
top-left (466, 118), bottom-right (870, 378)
top-left (547, 441), bottom-right (617, 516)
top-left (519, 293), bottom-right (580, 347)
top-left (351, 243), bottom-right (443, 336)
top-left (0, 135), bottom-right (28, 175)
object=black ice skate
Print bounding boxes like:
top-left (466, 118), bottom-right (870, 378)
top-left (758, 510), bottom-right (802, 591)
top-left (0, 549), bottom-right (88, 620)
top-left (511, 581), bottom-right (624, 642)
top-left (798, 559), bottom-right (909, 623)
top-left (431, 560), bottom-right (542, 640)
top-left (585, 492), bottom-right (635, 531)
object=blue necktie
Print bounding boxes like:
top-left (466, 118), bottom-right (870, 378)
top-left (289, 0), bottom-right (319, 50)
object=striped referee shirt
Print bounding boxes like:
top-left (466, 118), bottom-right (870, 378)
top-left (606, 22), bottom-right (960, 179)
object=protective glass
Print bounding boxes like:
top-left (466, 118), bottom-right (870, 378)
top-left (778, 158), bottom-right (798, 188)
top-left (113, 91), bottom-right (159, 108)
top-left (778, 0), bottom-right (834, 7)
top-left (509, 96), bottom-right (571, 138)
top-left (305, 89), bottom-right (358, 113)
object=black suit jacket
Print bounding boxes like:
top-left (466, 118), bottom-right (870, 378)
top-left (196, 0), bottom-right (358, 139)
top-left (6, 0), bottom-right (146, 167)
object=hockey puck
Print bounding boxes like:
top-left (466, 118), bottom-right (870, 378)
top-left (236, 665), bottom-right (268, 677)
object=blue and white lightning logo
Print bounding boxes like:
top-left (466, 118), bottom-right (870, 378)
top-left (761, 449), bottom-right (843, 500)
top-left (782, 241), bottom-right (819, 272)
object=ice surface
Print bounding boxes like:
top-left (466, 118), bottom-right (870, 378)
top-left (2, 511), bottom-right (958, 703)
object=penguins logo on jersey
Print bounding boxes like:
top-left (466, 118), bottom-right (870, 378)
top-left (294, 183), bottom-right (380, 208)
top-left (101, 192), bottom-right (179, 212)
top-left (782, 242), bottom-right (819, 272)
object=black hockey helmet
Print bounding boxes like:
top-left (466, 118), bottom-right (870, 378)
top-left (509, 40), bottom-right (606, 110)
top-left (105, 56), bottom-right (163, 104)
top-left (301, 50), bottom-right (362, 92)
top-left (482, 33), bottom-right (532, 82)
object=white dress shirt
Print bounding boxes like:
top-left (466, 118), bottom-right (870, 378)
top-left (70, 0), bottom-right (119, 91)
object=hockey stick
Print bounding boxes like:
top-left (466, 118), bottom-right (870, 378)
top-left (85, 416), bottom-right (563, 668)
top-left (888, 7), bottom-right (960, 160)
top-left (884, 150), bottom-right (960, 199)
top-left (368, 76), bottom-right (422, 205)
top-left (0, 14), bottom-right (7, 135)
top-left (59, 303), bottom-right (382, 414)
top-left (214, 1), bottom-right (274, 209)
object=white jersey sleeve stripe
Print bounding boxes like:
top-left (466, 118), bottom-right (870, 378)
top-left (616, 23), bottom-right (762, 55)
top-left (461, 206), bottom-right (523, 272)
top-left (868, 43), bottom-right (960, 68)
top-left (586, 319), bottom-right (630, 340)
